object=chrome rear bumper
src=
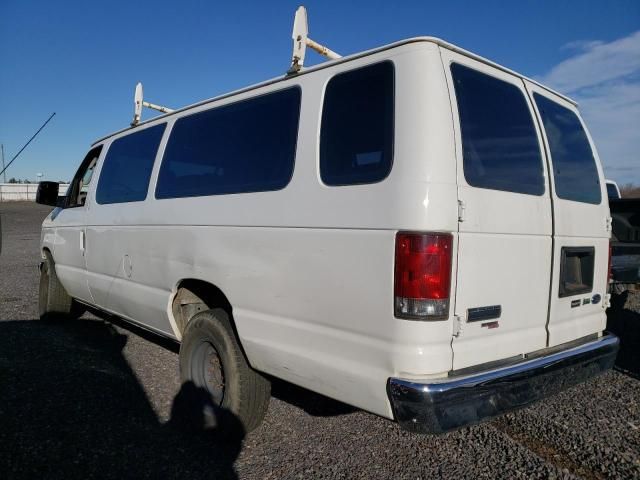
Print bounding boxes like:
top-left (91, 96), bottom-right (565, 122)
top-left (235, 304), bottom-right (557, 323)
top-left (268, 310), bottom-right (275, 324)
top-left (388, 333), bottom-right (619, 434)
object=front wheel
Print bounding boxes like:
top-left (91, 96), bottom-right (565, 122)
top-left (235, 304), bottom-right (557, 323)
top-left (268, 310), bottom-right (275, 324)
top-left (39, 252), bottom-right (83, 320)
top-left (179, 309), bottom-right (271, 434)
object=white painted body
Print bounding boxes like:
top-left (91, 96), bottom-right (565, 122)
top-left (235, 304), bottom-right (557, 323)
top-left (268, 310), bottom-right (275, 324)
top-left (40, 38), bottom-right (611, 420)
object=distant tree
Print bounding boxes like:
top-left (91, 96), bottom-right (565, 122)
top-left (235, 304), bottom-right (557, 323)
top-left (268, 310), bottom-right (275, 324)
top-left (23, 179), bottom-right (31, 184)
top-left (8, 177), bottom-right (17, 184)
top-left (620, 183), bottom-right (640, 199)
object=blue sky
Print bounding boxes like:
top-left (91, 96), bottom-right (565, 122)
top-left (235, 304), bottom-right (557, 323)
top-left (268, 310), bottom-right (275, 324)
top-left (1, 0), bottom-right (639, 184)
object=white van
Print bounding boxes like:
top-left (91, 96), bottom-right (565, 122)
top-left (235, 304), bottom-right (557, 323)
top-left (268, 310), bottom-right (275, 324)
top-left (36, 36), bottom-right (619, 434)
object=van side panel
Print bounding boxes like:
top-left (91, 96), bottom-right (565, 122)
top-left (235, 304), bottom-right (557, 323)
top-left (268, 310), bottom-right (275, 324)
top-left (80, 43), bottom-right (458, 419)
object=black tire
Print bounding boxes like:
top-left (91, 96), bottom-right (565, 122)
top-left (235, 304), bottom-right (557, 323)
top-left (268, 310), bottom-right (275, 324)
top-left (179, 309), bottom-right (271, 434)
top-left (39, 251), bottom-right (82, 320)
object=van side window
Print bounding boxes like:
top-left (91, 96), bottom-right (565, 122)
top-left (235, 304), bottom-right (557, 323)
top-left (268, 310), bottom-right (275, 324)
top-left (534, 94), bottom-right (601, 204)
top-left (96, 124), bottom-right (166, 205)
top-left (156, 87), bottom-right (301, 199)
top-left (451, 63), bottom-right (545, 196)
top-left (320, 61), bottom-right (394, 186)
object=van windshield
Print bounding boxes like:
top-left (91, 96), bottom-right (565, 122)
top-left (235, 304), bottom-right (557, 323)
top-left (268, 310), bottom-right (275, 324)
top-left (534, 94), bottom-right (601, 205)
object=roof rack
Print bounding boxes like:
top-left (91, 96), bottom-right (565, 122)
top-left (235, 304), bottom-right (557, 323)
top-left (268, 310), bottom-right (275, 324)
top-left (129, 6), bottom-right (338, 127)
top-left (288, 6), bottom-right (342, 74)
top-left (131, 82), bottom-right (174, 126)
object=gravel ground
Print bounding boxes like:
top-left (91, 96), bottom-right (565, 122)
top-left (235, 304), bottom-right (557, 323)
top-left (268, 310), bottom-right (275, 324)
top-left (0, 202), bottom-right (639, 480)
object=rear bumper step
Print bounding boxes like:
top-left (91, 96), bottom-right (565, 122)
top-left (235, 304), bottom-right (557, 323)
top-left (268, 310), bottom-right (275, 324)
top-left (388, 333), bottom-right (619, 434)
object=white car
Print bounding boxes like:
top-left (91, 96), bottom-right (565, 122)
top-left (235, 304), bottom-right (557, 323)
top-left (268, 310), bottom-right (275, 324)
top-left (36, 36), bottom-right (618, 434)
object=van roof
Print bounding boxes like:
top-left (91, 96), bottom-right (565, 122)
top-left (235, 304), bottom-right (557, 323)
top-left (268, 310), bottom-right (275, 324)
top-left (93, 36), bottom-right (576, 146)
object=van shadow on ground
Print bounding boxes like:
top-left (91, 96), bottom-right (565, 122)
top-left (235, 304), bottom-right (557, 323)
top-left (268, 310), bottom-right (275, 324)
top-left (0, 318), bottom-right (244, 480)
top-left (270, 379), bottom-right (358, 417)
top-left (102, 312), bottom-right (359, 419)
top-left (607, 291), bottom-right (640, 378)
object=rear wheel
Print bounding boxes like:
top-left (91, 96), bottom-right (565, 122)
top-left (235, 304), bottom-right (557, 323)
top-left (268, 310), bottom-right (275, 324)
top-left (179, 309), bottom-right (271, 434)
top-left (39, 252), bottom-right (83, 320)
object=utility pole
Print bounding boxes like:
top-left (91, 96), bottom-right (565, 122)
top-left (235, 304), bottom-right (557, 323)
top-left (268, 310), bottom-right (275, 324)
top-left (1, 144), bottom-right (6, 183)
top-left (0, 112), bottom-right (56, 180)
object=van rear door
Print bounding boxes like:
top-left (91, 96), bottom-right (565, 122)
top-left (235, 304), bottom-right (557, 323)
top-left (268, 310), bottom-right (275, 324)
top-left (525, 82), bottom-right (610, 347)
top-left (441, 50), bottom-right (553, 370)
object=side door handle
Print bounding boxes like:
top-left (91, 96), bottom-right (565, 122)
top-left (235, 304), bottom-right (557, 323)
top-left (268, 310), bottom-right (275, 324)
top-left (80, 230), bottom-right (85, 255)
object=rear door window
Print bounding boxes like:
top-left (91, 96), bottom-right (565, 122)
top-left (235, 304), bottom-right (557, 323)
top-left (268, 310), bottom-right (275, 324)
top-left (96, 124), bottom-right (166, 204)
top-left (320, 61), bottom-right (394, 186)
top-left (451, 63), bottom-right (545, 195)
top-left (534, 94), bottom-right (601, 204)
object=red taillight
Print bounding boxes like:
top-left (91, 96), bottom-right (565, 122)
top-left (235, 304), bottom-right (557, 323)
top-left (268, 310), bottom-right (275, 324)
top-left (394, 232), bottom-right (453, 320)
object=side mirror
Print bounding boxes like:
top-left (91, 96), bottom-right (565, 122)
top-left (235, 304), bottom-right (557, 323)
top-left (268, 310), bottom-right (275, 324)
top-left (36, 181), bottom-right (60, 207)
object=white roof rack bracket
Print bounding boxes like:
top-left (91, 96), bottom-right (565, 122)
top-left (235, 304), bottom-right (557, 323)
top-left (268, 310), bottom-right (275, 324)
top-left (131, 82), bottom-right (175, 126)
top-left (132, 82), bottom-right (143, 126)
top-left (288, 6), bottom-right (341, 74)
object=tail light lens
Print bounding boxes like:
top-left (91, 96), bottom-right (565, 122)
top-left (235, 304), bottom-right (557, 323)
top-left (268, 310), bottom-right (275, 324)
top-left (394, 232), bottom-right (453, 320)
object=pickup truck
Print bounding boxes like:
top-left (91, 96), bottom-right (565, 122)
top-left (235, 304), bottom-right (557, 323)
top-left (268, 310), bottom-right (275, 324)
top-left (610, 200), bottom-right (640, 291)
top-left (607, 181), bottom-right (640, 292)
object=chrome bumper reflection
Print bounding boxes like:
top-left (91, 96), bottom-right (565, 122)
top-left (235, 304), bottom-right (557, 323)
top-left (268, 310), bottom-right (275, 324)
top-left (388, 333), bottom-right (619, 434)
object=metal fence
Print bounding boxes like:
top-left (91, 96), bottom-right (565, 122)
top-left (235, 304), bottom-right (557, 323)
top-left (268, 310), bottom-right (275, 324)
top-left (0, 183), bottom-right (70, 202)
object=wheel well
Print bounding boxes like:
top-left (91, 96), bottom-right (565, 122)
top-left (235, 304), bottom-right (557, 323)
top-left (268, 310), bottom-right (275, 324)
top-left (172, 279), bottom-right (233, 335)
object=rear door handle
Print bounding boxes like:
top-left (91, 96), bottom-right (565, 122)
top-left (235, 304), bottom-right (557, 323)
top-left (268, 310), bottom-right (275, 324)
top-left (80, 230), bottom-right (85, 254)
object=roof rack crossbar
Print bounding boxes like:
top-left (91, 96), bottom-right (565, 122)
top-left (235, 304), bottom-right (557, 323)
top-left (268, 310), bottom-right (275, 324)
top-left (288, 6), bottom-right (341, 74)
